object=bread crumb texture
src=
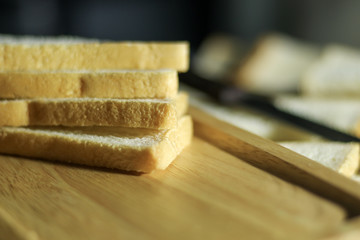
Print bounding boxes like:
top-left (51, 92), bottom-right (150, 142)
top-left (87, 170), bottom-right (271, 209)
top-left (0, 70), bottom-right (178, 99)
top-left (0, 116), bottom-right (193, 172)
top-left (0, 41), bottom-right (189, 71)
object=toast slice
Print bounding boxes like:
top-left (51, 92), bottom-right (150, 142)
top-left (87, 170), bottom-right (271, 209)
top-left (0, 115), bottom-right (193, 173)
top-left (234, 33), bottom-right (319, 94)
top-left (280, 142), bottom-right (360, 177)
top-left (274, 95), bottom-right (360, 136)
top-left (0, 69), bottom-right (178, 99)
top-left (0, 35), bottom-right (189, 72)
top-left (301, 45), bottom-right (360, 97)
top-left (181, 84), bottom-right (317, 141)
top-left (0, 92), bottom-right (188, 129)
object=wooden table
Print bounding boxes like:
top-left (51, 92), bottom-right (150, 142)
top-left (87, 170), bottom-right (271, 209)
top-left (1, 106), bottom-right (360, 240)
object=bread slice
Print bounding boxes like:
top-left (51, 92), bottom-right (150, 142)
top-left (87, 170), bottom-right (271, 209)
top-left (0, 115), bottom-right (193, 172)
top-left (279, 142), bottom-right (360, 177)
top-left (0, 35), bottom-right (189, 72)
top-left (0, 69), bottom-right (178, 99)
top-left (352, 175), bottom-right (360, 184)
top-left (274, 95), bottom-right (360, 136)
top-left (234, 33), bottom-right (319, 94)
top-left (321, 44), bottom-right (360, 64)
top-left (181, 84), bottom-right (317, 141)
top-left (301, 45), bottom-right (360, 97)
top-left (0, 92), bottom-right (188, 128)
top-left (192, 34), bottom-right (245, 80)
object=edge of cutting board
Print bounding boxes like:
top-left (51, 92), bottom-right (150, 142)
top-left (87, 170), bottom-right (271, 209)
top-left (189, 105), bottom-right (360, 217)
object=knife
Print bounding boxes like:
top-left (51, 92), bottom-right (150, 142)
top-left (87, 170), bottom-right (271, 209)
top-left (179, 71), bottom-right (360, 142)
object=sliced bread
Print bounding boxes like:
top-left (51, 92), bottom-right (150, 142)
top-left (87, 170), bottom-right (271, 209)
top-left (279, 142), bottom-right (360, 177)
top-left (274, 95), bottom-right (360, 136)
top-left (0, 35), bottom-right (189, 71)
top-left (0, 115), bottom-right (193, 172)
top-left (0, 69), bottom-right (178, 99)
top-left (301, 44), bottom-right (360, 97)
top-left (0, 92), bottom-right (188, 129)
top-left (234, 33), bottom-right (319, 94)
top-left (181, 84), bottom-right (317, 141)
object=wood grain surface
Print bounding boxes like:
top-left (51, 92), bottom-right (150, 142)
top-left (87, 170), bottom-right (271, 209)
top-left (189, 105), bottom-right (360, 216)
top-left (0, 137), bottom-right (345, 240)
top-left (322, 216), bottom-right (360, 239)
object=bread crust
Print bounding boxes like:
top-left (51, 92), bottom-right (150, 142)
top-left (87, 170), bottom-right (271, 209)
top-left (0, 92), bottom-right (188, 128)
top-left (0, 116), bottom-right (193, 172)
top-left (0, 70), bottom-right (178, 99)
top-left (0, 42), bottom-right (189, 71)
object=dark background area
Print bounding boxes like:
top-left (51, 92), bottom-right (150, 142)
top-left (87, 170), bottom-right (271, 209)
top-left (1, 0), bottom-right (360, 50)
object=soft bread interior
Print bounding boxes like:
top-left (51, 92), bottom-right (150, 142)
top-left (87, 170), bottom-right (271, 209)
top-left (274, 96), bottom-right (360, 135)
top-left (0, 115), bottom-right (193, 172)
top-left (234, 33), bottom-right (319, 93)
top-left (0, 92), bottom-right (188, 128)
top-left (280, 142), bottom-right (360, 177)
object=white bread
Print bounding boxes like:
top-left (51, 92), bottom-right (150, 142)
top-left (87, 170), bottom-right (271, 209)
top-left (0, 92), bottom-right (188, 129)
top-left (0, 115), bottom-right (193, 173)
top-left (352, 175), bottom-right (360, 184)
top-left (192, 34), bottom-right (244, 80)
top-left (280, 142), bottom-right (360, 177)
top-left (321, 44), bottom-right (360, 64)
top-left (0, 69), bottom-right (178, 99)
top-left (181, 84), bottom-right (317, 141)
top-left (234, 33), bottom-right (319, 94)
top-left (0, 35), bottom-right (189, 72)
top-left (301, 44), bottom-right (360, 97)
top-left (274, 95), bottom-right (360, 136)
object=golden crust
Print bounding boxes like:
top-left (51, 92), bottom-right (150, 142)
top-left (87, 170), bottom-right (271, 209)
top-left (0, 70), bottom-right (178, 99)
top-left (0, 42), bottom-right (189, 71)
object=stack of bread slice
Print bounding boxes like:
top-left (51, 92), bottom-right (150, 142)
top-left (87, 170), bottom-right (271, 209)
top-left (0, 35), bottom-right (193, 173)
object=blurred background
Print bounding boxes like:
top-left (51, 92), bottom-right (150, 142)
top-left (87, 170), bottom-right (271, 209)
top-left (1, 0), bottom-right (360, 50)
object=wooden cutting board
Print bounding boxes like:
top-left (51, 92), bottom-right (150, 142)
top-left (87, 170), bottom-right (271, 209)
top-left (0, 137), bottom-right (346, 240)
top-left (189, 106), bottom-right (360, 217)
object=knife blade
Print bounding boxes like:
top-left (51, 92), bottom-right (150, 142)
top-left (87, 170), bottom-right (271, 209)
top-left (179, 71), bottom-right (360, 142)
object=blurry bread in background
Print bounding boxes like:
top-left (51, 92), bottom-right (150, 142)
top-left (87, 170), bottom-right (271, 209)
top-left (233, 33), bottom-right (319, 94)
top-left (279, 142), bottom-right (360, 177)
top-left (274, 95), bottom-right (360, 138)
top-left (181, 84), bottom-right (317, 141)
top-left (322, 45), bottom-right (360, 63)
top-left (190, 32), bottom-right (360, 181)
top-left (192, 34), bottom-right (245, 81)
top-left (301, 44), bottom-right (360, 97)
